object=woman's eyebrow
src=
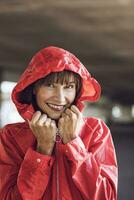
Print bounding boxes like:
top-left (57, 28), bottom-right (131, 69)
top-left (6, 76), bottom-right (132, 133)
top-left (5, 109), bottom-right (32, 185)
top-left (67, 82), bottom-right (75, 84)
top-left (49, 81), bottom-right (76, 85)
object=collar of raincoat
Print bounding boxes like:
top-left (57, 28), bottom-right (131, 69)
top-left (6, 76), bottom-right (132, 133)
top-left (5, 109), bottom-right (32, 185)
top-left (11, 46), bottom-right (101, 121)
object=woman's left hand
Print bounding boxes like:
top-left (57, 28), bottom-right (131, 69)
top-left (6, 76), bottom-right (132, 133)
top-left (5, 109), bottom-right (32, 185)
top-left (58, 105), bottom-right (84, 144)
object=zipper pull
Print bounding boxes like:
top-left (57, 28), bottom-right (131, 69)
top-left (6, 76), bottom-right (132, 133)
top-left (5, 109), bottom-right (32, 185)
top-left (56, 133), bottom-right (61, 142)
top-left (56, 128), bottom-right (62, 142)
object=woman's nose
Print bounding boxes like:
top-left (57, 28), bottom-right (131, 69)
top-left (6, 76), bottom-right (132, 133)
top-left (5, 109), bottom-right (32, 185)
top-left (56, 87), bottom-right (65, 102)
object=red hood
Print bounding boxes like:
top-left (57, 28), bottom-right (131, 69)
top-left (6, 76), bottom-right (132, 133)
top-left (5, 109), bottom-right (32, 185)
top-left (12, 46), bottom-right (101, 120)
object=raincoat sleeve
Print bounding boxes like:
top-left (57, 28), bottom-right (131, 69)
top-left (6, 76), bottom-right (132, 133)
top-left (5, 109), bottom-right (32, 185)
top-left (62, 118), bottom-right (118, 200)
top-left (0, 125), bottom-right (55, 200)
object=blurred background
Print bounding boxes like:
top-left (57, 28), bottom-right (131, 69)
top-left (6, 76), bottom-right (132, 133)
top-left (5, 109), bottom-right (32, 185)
top-left (0, 0), bottom-right (134, 199)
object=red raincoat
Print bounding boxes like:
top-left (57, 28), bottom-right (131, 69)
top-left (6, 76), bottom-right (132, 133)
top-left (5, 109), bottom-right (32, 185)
top-left (0, 46), bottom-right (118, 200)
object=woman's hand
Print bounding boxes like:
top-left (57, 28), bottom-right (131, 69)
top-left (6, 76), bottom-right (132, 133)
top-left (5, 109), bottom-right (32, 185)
top-left (58, 105), bottom-right (83, 144)
top-left (28, 111), bottom-right (57, 155)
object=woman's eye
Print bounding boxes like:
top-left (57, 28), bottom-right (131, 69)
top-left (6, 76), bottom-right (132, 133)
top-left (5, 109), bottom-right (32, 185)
top-left (47, 83), bottom-right (54, 88)
top-left (66, 85), bottom-right (74, 89)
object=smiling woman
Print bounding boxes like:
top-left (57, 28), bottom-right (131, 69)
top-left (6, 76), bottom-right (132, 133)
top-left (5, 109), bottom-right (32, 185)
top-left (19, 70), bottom-right (82, 120)
top-left (33, 74), bottom-right (77, 120)
top-left (0, 46), bottom-right (118, 200)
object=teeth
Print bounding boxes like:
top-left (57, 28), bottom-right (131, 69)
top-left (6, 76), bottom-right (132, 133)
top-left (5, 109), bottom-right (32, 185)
top-left (48, 103), bottom-right (64, 111)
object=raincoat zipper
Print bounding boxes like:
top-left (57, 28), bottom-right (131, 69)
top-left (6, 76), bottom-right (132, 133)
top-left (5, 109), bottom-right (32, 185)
top-left (56, 133), bottom-right (61, 200)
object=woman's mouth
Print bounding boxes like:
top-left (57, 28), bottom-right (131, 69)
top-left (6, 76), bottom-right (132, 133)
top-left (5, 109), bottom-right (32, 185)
top-left (47, 103), bottom-right (65, 111)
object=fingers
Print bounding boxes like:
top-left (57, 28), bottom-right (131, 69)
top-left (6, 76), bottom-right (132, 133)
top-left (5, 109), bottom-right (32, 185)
top-left (45, 118), bottom-right (51, 126)
top-left (70, 105), bottom-right (81, 116)
top-left (31, 111), bottom-right (42, 124)
top-left (29, 111), bottom-right (56, 128)
top-left (28, 111), bottom-right (41, 128)
top-left (61, 112), bottom-right (67, 118)
top-left (38, 114), bottom-right (47, 125)
top-left (58, 117), bottom-right (64, 124)
top-left (51, 120), bottom-right (57, 128)
top-left (64, 109), bottom-right (73, 117)
top-left (64, 108), bottom-right (77, 119)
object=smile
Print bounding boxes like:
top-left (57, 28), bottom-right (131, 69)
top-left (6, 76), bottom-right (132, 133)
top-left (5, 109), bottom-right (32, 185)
top-left (47, 103), bottom-right (65, 111)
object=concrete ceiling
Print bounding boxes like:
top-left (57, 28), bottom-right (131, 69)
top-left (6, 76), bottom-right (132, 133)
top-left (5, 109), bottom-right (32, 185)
top-left (0, 0), bottom-right (134, 104)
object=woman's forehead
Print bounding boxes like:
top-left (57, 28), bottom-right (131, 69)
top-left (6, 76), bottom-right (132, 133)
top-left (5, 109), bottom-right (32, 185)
top-left (35, 71), bottom-right (78, 88)
top-left (47, 72), bottom-right (75, 83)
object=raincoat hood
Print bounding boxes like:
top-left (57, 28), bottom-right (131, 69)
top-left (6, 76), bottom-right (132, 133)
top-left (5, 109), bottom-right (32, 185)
top-left (12, 46), bottom-right (101, 120)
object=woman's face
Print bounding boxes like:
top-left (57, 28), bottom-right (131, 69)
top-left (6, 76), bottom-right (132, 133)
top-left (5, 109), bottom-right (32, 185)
top-left (34, 76), bottom-right (76, 120)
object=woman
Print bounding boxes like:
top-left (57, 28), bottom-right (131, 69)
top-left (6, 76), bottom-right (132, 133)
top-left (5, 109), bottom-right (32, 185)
top-left (0, 46), bottom-right (118, 200)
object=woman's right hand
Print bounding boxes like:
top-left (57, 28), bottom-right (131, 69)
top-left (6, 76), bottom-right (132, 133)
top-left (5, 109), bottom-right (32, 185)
top-left (28, 111), bottom-right (57, 155)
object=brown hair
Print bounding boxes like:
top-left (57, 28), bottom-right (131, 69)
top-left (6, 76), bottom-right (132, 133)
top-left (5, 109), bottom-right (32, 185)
top-left (19, 70), bottom-right (82, 109)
